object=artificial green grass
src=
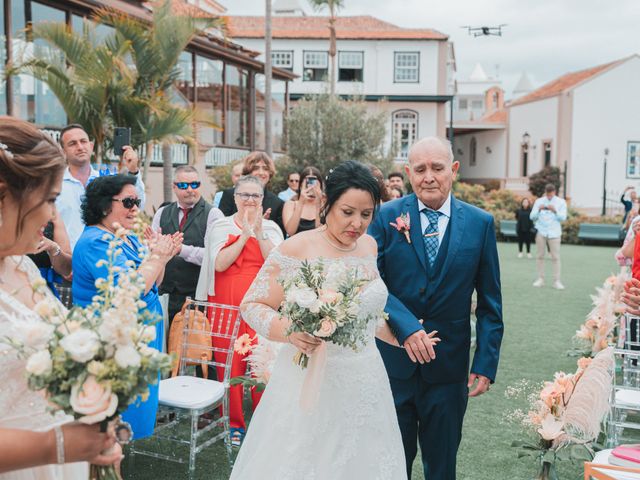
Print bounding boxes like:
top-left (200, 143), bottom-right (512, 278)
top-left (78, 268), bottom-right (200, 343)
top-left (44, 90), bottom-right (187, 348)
top-left (124, 242), bottom-right (619, 479)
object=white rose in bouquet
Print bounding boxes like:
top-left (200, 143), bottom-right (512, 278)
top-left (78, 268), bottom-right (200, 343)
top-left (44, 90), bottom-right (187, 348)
top-left (60, 329), bottom-right (100, 362)
top-left (25, 350), bottom-right (52, 376)
top-left (18, 319), bottom-right (55, 350)
top-left (294, 288), bottom-right (319, 310)
top-left (114, 344), bottom-right (142, 368)
top-left (70, 375), bottom-right (118, 424)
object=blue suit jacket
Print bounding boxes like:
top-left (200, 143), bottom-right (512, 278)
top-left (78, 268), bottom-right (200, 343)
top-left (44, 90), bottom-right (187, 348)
top-left (369, 194), bottom-right (503, 384)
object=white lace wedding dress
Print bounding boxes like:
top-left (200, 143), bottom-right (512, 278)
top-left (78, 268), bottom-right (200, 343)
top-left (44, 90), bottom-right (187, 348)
top-left (230, 251), bottom-right (407, 480)
top-left (0, 256), bottom-right (88, 479)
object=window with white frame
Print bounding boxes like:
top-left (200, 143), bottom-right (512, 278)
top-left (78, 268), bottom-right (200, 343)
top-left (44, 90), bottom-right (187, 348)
top-left (394, 52), bottom-right (419, 83)
top-left (271, 51), bottom-right (293, 71)
top-left (458, 99), bottom-right (468, 110)
top-left (303, 51), bottom-right (328, 81)
top-left (392, 110), bottom-right (418, 160)
top-left (627, 141), bottom-right (640, 178)
top-left (338, 51), bottom-right (363, 82)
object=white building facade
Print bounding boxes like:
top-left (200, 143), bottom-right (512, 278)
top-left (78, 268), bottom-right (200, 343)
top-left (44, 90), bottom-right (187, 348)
top-left (506, 55), bottom-right (640, 213)
top-left (227, 14), bottom-right (454, 161)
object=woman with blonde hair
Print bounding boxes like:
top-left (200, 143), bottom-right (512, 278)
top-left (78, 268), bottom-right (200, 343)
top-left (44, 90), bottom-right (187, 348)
top-left (0, 117), bottom-right (120, 477)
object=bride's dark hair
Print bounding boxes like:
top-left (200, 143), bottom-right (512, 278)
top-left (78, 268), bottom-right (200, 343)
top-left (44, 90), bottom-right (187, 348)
top-left (320, 160), bottom-right (381, 224)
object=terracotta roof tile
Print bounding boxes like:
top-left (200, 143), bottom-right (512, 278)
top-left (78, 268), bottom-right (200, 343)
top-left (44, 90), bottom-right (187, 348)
top-left (227, 15), bottom-right (448, 41)
top-left (509, 58), bottom-right (626, 106)
top-left (480, 108), bottom-right (507, 124)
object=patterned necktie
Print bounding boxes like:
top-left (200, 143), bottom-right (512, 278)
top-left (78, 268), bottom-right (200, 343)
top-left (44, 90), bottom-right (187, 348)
top-left (178, 207), bottom-right (191, 231)
top-left (422, 209), bottom-right (441, 268)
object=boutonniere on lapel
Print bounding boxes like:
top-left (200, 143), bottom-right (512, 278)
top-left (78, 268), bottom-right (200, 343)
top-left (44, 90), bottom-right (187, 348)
top-left (390, 213), bottom-right (412, 244)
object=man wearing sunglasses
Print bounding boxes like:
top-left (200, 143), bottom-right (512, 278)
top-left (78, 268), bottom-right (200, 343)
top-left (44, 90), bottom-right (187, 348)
top-left (56, 123), bottom-right (146, 250)
top-left (151, 165), bottom-right (224, 322)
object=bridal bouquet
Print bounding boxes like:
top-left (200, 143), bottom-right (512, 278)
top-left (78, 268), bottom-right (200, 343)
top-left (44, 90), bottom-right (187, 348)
top-left (507, 348), bottom-right (613, 479)
top-left (5, 228), bottom-right (172, 479)
top-left (280, 259), bottom-right (379, 368)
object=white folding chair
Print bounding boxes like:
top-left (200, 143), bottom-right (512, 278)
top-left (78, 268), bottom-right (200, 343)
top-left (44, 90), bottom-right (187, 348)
top-left (607, 346), bottom-right (640, 447)
top-left (130, 298), bottom-right (242, 479)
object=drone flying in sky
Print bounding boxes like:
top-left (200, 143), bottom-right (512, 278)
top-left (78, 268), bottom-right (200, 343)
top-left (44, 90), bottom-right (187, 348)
top-left (461, 25), bottom-right (507, 37)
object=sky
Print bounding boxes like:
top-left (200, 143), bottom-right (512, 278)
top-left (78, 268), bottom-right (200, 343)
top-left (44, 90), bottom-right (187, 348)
top-left (221, 0), bottom-right (640, 97)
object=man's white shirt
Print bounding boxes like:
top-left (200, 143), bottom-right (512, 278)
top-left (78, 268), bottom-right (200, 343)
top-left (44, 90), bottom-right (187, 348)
top-left (57, 167), bottom-right (146, 250)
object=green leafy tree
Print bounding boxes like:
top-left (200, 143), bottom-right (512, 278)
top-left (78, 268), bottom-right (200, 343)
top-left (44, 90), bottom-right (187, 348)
top-left (286, 93), bottom-right (392, 174)
top-left (11, 0), bottom-right (223, 202)
top-left (528, 166), bottom-right (561, 198)
top-left (308, 0), bottom-right (344, 95)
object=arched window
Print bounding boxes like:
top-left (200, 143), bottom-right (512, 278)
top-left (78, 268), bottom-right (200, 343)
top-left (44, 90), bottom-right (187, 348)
top-left (392, 110), bottom-right (418, 160)
top-left (470, 137), bottom-right (477, 166)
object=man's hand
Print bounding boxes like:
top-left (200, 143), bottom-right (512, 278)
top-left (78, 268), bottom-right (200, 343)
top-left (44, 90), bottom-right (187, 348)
top-left (468, 373), bottom-right (491, 397)
top-left (403, 329), bottom-right (440, 364)
top-left (121, 146), bottom-right (139, 173)
top-left (546, 204), bottom-right (556, 213)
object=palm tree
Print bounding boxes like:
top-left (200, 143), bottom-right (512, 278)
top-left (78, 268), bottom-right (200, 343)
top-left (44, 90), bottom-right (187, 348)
top-left (96, 1), bottom-right (223, 200)
top-left (7, 20), bottom-right (134, 163)
top-left (308, 0), bottom-right (344, 95)
top-left (11, 0), bottom-right (223, 201)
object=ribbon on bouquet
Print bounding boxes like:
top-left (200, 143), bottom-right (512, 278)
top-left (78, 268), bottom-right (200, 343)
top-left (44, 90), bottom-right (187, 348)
top-left (299, 341), bottom-right (328, 411)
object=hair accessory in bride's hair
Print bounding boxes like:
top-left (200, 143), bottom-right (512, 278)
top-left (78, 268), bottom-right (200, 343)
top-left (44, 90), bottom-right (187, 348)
top-left (325, 168), bottom-right (334, 182)
top-left (0, 142), bottom-right (12, 159)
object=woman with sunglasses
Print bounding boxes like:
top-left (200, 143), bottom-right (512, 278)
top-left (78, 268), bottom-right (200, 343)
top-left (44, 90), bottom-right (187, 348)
top-left (196, 175), bottom-right (284, 446)
top-left (71, 175), bottom-right (182, 440)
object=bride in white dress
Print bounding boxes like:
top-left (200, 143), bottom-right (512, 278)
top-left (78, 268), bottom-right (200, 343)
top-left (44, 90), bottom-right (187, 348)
top-left (231, 161), bottom-right (422, 479)
top-left (0, 118), bottom-right (118, 478)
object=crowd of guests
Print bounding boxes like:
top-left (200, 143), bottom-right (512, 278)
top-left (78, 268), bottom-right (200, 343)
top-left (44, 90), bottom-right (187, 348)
top-left (0, 117), bottom-right (412, 468)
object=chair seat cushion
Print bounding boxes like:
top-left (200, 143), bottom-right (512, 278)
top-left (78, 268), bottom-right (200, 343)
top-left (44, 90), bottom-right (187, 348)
top-left (615, 388), bottom-right (640, 407)
top-left (159, 376), bottom-right (225, 409)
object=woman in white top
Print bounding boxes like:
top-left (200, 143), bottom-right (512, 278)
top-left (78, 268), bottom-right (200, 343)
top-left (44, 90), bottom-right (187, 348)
top-left (0, 117), bottom-right (119, 477)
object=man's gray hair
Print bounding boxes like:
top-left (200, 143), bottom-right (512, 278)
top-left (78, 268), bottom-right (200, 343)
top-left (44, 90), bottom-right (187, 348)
top-left (234, 175), bottom-right (264, 193)
top-left (408, 137), bottom-right (455, 164)
top-left (174, 165), bottom-right (198, 176)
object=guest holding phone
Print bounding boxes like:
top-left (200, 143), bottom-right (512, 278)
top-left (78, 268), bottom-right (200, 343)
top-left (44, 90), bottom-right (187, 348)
top-left (282, 166), bottom-right (324, 237)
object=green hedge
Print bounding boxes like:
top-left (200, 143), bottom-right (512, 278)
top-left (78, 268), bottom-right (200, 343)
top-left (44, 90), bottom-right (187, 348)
top-left (453, 181), bottom-right (622, 244)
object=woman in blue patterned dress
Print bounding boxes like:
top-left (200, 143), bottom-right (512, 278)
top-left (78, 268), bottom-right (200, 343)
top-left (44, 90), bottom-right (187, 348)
top-left (72, 175), bottom-right (181, 439)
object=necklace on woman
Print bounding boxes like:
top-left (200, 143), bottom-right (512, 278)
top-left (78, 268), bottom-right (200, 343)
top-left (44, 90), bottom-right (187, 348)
top-left (320, 230), bottom-right (357, 252)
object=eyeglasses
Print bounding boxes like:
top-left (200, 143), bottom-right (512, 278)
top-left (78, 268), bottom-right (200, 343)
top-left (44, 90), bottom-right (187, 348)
top-left (234, 192), bottom-right (263, 201)
top-left (112, 197), bottom-right (141, 209)
top-left (288, 179), bottom-right (299, 184)
top-left (174, 181), bottom-right (201, 190)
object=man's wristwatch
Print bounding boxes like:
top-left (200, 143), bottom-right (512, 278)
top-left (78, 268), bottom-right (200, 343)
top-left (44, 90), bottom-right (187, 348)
top-left (128, 170), bottom-right (139, 175)
top-left (49, 245), bottom-right (62, 257)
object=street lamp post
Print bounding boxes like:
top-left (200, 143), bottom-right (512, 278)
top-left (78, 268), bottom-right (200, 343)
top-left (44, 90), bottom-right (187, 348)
top-left (602, 148), bottom-right (609, 216)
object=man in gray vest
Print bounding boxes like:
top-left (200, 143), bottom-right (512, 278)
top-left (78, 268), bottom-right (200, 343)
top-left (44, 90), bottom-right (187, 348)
top-left (151, 165), bottom-right (224, 322)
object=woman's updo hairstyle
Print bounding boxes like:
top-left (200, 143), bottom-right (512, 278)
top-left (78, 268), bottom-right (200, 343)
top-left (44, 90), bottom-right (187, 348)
top-left (320, 160), bottom-right (381, 223)
top-left (0, 116), bottom-right (66, 236)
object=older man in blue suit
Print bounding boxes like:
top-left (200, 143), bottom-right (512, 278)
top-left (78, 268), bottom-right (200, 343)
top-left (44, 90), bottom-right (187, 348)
top-left (369, 137), bottom-right (503, 479)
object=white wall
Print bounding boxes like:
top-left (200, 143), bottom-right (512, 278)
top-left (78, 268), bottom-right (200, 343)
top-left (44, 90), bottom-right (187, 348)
top-left (237, 37), bottom-right (443, 96)
top-left (507, 97), bottom-right (558, 178)
top-left (569, 56), bottom-right (640, 211)
top-left (455, 129), bottom-right (507, 180)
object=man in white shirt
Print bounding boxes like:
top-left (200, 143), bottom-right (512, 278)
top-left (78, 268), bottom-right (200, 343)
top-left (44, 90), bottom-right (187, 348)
top-left (530, 183), bottom-right (568, 289)
top-left (278, 171), bottom-right (300, 201)
top-left (56, 124), bottom-right (145, 250)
